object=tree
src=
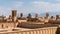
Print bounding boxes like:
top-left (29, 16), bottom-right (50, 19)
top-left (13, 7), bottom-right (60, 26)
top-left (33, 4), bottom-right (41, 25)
top-left (27, 13), bottom-right (32, 21)
top-left (27, 13), bottom-right (32, 18)
top-left (51, 16), bottom-right (54, 19)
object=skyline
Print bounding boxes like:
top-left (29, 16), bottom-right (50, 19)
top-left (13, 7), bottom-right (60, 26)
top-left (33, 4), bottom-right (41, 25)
top-left (0, 0), bottom-right (60, 16)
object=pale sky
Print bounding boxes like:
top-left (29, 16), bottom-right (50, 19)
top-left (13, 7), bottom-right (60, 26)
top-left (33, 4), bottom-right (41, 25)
top-left (0, 0), bottom-right (60, 16)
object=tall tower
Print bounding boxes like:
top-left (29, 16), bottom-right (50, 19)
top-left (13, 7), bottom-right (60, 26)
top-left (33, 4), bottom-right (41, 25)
top-left (20, 13), bottom-right (23, 18)
top-left (35, 13), bottom-right (38, 18)
top-left (56, 15), bottom-right (59, 20)
top-left (46, 12), bottom-right (49, 18)
top-left (12, 10), bottom-right (17, 22)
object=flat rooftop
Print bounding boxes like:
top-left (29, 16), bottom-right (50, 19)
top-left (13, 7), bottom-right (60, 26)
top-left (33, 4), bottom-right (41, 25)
top-left (20, 22), bottom-right (58, 29)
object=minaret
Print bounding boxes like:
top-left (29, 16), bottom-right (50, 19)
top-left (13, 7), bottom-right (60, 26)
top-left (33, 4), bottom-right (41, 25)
top-left (12, 10), bottom-right (17, 22)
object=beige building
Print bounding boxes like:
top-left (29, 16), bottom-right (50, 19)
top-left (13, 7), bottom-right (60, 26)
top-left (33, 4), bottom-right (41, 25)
top-left (0, 10), bottom-right (60, 34)
top-left (0, 25), bottom-right (58, 34)
top-left (0, 22), bottom-right (17, 29)
top-left (18, 17), bottom-right (27, 23)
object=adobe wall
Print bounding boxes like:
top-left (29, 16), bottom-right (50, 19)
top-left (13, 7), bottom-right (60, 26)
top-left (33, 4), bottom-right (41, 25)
top-left (0, 27), bottom-right (57, 34)
top-left (0, 22), bottom-right (17, 29)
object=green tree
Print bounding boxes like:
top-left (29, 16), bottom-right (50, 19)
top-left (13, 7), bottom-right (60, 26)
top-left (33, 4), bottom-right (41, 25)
top-left (27, 13), bottom-right (32, 18)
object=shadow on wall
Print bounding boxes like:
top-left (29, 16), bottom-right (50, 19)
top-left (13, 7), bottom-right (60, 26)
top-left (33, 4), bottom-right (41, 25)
top-left (56, 28), bottom-right (60, 34)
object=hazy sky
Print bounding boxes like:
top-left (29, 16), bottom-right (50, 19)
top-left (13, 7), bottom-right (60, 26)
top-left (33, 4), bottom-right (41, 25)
top-left (0, 0), bottom-right (60, 16)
